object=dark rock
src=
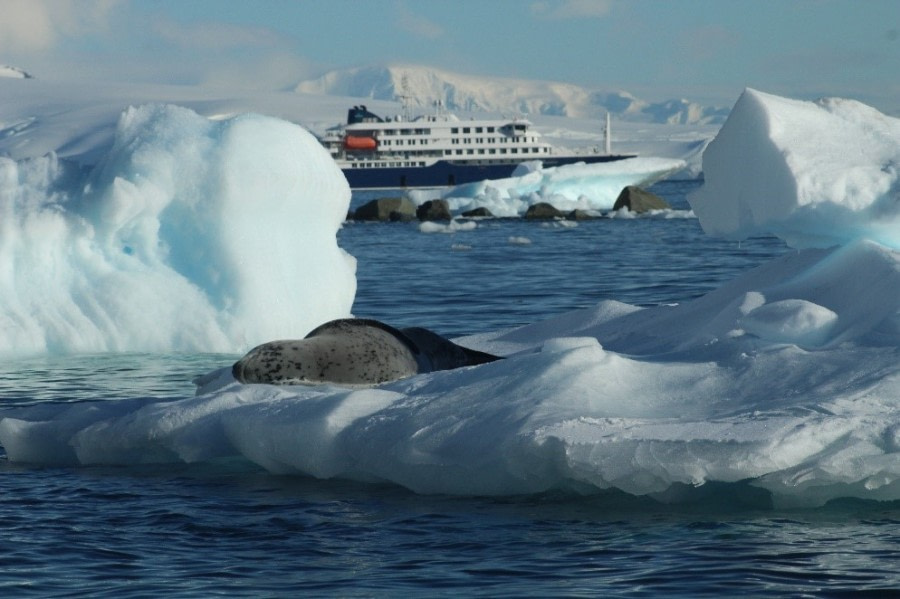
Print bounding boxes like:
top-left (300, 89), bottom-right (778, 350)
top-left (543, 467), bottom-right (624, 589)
top-left (416, 199), bottom-right (452, 221)
top-left (566, 209), bottom-right (596, 221)
top-left (612, 186), bottom-right (670, 213)
top-left (461, 207), bottom-right (494, 218)
top-left (354, 197), bottom-right (417, 221)
top-left (389, 210), bottom-right (415, 222)
top-left (524, 202), bottom-right (564, 220)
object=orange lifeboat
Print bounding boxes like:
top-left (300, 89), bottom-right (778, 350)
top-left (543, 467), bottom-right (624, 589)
top-left (344, 136), bottom-right (377, 151)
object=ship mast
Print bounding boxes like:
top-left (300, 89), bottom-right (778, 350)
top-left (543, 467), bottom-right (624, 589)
top-left (397, 74), bottom-right (412, 121)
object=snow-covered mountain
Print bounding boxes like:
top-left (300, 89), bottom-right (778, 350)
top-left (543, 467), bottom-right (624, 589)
top-left (0, 65), bottom-right (33, 79)
top-left (295, 65), bottom-right (729, 125)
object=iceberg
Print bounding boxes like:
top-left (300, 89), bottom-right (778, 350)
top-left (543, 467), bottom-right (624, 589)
top-left (0, 89), bottom-right (898, 507)
top-left (0, 104), bottom-right (356, 355)
top-left (690, 89), bottom-right (900, 250)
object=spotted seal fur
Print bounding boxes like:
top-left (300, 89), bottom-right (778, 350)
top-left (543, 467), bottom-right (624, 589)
top-left (232, 318), bottom-right (500, 385)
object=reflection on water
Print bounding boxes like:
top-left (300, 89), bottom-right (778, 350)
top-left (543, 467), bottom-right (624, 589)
top-left (1, 461), bottom-right (898, 596)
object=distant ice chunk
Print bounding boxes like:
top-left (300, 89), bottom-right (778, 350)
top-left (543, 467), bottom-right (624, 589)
top-left (418, 220), bottom-right (477, 234)
top-left (690, 88), bottom-right (900, 250)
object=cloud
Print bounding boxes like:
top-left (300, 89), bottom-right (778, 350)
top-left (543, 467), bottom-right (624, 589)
top-left (678, 24), bottom-right (738, 62)
top-left (395, 2), bottom-right (444, 39)
top-left (530, 0), bottom-right (613, 20)
top-left (0, 0), bottom-right (118, 53)
top-left (151, 17), bottom-right (286, 51)
top-left (141, 16), bottom-right (316, 89)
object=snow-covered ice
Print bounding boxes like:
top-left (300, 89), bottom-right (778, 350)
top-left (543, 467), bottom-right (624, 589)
top-left (0, 83), bottom-right (897, 506)
top-left (439, 157), bottom-right (686, 217)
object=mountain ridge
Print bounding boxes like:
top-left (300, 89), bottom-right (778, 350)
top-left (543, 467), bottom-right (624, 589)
top-left (295, 64), bottom-right (729, 125)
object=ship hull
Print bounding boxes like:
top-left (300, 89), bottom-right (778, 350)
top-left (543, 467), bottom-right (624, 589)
top-left (340, 154), bottom-right (635, 190)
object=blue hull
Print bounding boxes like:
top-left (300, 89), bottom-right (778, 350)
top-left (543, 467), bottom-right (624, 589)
top-left (342, 154), bottom-right (635, 190)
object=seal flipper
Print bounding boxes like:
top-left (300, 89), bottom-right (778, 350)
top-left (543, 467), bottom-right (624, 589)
top-left (400, 326), bottom-right (501, 372)
top-left (457, 346), bottom-right (502, 367)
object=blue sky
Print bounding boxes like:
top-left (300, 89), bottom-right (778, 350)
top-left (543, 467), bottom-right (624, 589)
top-left (2, 0), bottom-right (899, 111)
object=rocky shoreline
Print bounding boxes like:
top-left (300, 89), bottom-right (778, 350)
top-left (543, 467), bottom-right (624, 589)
top-left (347, 186), bottom-right (671, 222)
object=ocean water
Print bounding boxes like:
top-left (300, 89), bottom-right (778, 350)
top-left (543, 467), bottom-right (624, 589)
top-left (1, 180), bottom-right (898, 597)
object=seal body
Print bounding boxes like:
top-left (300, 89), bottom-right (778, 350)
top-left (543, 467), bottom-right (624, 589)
top-left (232, 318), bottom-right (499, 386)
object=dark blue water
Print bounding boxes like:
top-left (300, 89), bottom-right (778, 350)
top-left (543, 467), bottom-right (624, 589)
top-left (346, 181), bottom-right (786, 338)
top-left (1, 180), bottom-right (898, 597)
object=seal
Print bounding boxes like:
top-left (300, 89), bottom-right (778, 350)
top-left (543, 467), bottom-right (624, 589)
top-left (232, 318), bottom-right (500, 385)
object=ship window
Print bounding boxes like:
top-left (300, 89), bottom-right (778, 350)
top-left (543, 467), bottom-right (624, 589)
top-left (511, 149), bottom-right (518, 154)
top-left (478, 149), bottom-right (485, 154)
top-left (500, 149), bottom-right (507, 154)
top-left (466, 149), bottom-right (474, 155)
top-left (385, 129), bottom-right (396, 135)
top-left (475, 127), bottom-right (483, 133)
top-left (487, 127), bottom-right (495, 133)
top-left (489, 149), bottom-right (496, 154)
top-left (463, 127), bottom-right (471, 133)
top-left (456, 150), bottom-right (462, 155)
top-left (451, 127), bottom-right (459, 134)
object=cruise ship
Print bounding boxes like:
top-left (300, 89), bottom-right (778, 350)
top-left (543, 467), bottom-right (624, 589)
top-left (320, 104), bottom-right (635, 190)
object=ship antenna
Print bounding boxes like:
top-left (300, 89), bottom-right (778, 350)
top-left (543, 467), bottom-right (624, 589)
top-left (605, 111), bottom-right (612, 155)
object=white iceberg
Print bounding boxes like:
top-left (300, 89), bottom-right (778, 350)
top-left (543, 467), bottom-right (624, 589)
top-left (691, 88), bottom-right (900, 250)
top-left (0, 104), bottom-right (356, 355)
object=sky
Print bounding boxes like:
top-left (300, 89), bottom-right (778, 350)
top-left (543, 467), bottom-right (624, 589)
top-left (1, 0), bottom-right (899, 112)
